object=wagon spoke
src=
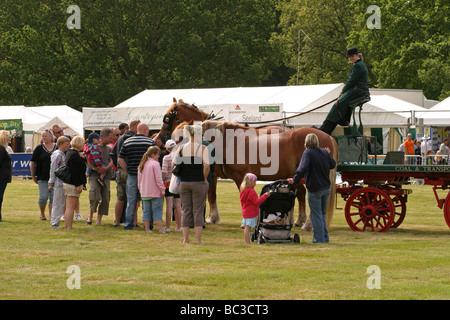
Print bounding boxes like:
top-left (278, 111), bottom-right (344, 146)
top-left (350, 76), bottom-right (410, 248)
top-left (365, 219), bottom-right (373, 232)
top-left (349, 211), bottom-right (362, 217)
top-left (374, 214), bottom-right (388, 229)
top-left (355, 217), bottom-right (364, 228)
top-left (374, 197), bottom-right (388, 208)
top-left (350, 201), bottom-right (363, 209)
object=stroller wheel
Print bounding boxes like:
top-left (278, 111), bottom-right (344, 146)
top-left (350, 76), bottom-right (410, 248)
top-left (257, 233), bottom-right (265, 244)
top-left (250, 232), bottom-right (255, 242)
top-left (293, 233), bottom-right (300, 243)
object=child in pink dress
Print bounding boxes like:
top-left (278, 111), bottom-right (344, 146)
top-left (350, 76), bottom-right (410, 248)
top-left (137, 146), bottom-right (166, 233)
top-left (239, 173), bottom-right (270, 244)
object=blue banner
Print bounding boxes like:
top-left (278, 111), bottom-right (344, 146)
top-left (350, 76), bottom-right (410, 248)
top-left (11, 153), bottom-right (32, 176)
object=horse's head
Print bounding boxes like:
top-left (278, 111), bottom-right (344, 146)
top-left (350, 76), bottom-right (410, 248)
top-left (158, 98), bottom-right (209, 143)
top-left (159, 98), bottom-right (227, 143)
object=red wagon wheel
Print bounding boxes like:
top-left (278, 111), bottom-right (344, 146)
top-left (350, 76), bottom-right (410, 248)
top-left (390, 194), bottom-right (407, 228)
top-left (345, 187), bottom-right (395, 232)
top-left (444, 192), bottom-right (450, 228)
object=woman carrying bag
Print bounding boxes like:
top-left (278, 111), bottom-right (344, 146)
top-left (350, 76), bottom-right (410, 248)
top-left (173, 124), bottom-right (210, 244)
top-left (62, 136), bottom-right (87, 230)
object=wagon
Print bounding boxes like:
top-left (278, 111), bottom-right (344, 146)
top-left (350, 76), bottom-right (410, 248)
top-left (334, 104), bottom-right (450, 232)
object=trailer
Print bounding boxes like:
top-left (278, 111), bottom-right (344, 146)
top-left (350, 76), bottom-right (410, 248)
top-left (334, 105), bottom-right (450, 232)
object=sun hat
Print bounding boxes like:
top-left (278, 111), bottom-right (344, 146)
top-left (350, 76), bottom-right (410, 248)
top-left (165, 139), bottom-right (176, 149)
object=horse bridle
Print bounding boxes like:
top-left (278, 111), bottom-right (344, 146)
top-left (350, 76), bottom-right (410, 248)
top-left (161, 102), bottom-right (219, 134)
top-left (161, 111), bottom-right (179, 133)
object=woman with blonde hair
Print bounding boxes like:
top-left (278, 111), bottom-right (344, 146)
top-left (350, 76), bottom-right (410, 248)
top-left (62, 135), bottom-right (87, 230)
top-left (174, 124), bottom-right (210, 244)
top-left (0, 131), bottom-right (12, 222)
top-left (288, 133), bottom-right (336, 243)
top-left (137, 145), bottom-right (166, 233)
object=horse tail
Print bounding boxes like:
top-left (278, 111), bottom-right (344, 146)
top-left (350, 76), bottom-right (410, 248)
top-left (326, 136), bottom-right (339, 226)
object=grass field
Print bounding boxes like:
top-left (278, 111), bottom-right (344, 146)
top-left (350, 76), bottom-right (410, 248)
top-left (0, 178), bottom-right (449, 300)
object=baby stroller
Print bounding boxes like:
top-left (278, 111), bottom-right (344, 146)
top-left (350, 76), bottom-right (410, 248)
top-left (251, 180), bottom-right (300, 244)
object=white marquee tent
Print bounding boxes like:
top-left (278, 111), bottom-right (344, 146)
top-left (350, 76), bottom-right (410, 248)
top-left (415, 96), bottom-right (450, 127)
top-left (84, 84), bottom-right (345, 130)
top-left (113, 83), bottom-right (344, 112)
top-left (0, 106), bottom-right (50, 132)
top-left (29, 105), bottom-right (84, 135)
top-left (33, 116), bottom-right (83, 149)
top-left (83, 84), bottom-right (438, 153)
top-left (106, 84), bottom-right (425, 129)
top-left (0, 105), bottom-right (83, 150)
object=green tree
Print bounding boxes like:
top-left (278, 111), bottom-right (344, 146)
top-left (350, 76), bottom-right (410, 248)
top-left (273, 0), bottom-right (361, 86)
top-left (275, 0), bottom-right (449, 101)
top-left (348, 0), bottom-right (449, 100)
top-left (0, 0), bottom-right (282, 109)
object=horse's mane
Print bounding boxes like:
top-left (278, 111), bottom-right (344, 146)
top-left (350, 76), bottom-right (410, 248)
top-left (165, 98), bottom-right (210, 119)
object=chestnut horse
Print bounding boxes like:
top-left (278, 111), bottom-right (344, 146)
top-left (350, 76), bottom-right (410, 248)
top-left (158, 98), bottom-right (339, 229)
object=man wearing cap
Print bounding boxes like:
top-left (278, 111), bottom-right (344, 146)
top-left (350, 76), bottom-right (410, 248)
top-left (318, 47), bottom-right (370, 135)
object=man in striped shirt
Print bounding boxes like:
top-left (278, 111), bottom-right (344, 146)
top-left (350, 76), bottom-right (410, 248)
top-left (118, 123), bottom-right (155, 230)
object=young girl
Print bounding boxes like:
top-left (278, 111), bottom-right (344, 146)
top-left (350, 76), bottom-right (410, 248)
top-left (137, 146), bottom-right (166, 233)
top-left (239, 173), bottom-right (270, 244)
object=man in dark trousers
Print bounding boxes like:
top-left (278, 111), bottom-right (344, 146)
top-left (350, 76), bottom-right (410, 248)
top-left (118, 123), bottom-right (155, 230)
top-left (110, 120), bottom-right (140, 226)
top-left (318, 47), bottom-right (370, 135)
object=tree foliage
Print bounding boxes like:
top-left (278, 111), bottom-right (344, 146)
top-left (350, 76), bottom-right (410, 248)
top-left (275, 0), bottom-right (449, 100)
top-left (0, 0), bottom-right (448, 110)
top-left (0, 0), bottom-right (282, 109)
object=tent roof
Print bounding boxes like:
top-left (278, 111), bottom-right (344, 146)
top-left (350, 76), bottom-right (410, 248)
top-left (35, 116), bottom-right (83, 137)
top-left (428, 96), bottom-right (450, 111)
top-left (29, 105), bottom-right (83, 134)
top-left (114, 84), bottom-right (344, 112)
top-left (29, 105), bottom-right (81, 118)
top-left (0, 106), bottom-right (52, 131)
top-left (109, 85), bottom-right (437, 128)
top-left (414, 96), bottom-right (450, 126)
top-left (0, 105), bottom-right (83, 133)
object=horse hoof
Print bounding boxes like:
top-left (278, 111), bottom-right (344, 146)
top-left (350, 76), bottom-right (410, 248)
top-left (294, 220), bottom-right (304, 228)
top-left (206, 217), bottom-right (220, 225)
top-left (301, 224), bottom-right (313, 232)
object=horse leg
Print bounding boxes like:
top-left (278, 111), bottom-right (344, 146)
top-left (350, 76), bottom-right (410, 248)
top-left (302, 216), bottom-right (313, 232)
top-left (294, 184), bottom-right (308, 228)
top-left (205, 177), bottom-right (220, 224)
top-left (294, 183), bottom-right (313, 231)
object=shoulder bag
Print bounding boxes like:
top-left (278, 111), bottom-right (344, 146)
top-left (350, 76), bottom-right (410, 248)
top-left (54, 164), bottom-right (71, 184)
top-left (171, 148), bottom-right (183, 177)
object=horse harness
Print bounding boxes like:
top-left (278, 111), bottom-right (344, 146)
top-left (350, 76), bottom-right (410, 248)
top-left (161, 102), bottom-right (221, 134)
